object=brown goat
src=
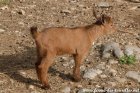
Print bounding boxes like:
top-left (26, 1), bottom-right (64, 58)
top-left (30, 14), bottom-right (116, 89)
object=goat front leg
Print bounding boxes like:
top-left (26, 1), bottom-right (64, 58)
top-left (37, 53), bottom-right (55, 89)
top-left (73, 53), bottom-right (86, 82)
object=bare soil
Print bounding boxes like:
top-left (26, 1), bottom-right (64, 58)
top-left (0, 0), bottom-right (140, 93)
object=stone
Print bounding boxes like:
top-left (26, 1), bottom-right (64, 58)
top-left (83, 69), bottom-right (102, 79)
top-left (96, 63), bottom-right (106, 70)
top-left (103, 42), bottom-right (124, 58)
top-left (28, 85), bottom-right (35, 90)
top-left (18, 70), bottom-right (27, 77)
top-left (17, 9), bottom-right (25, 15)
top-left (129, 0), bottom-right (140, 3)
top-left (61, 86), bottom-right (71, 93)
top-left (107, 81), bottom-right (116, 87)
top-left (97, 2), bottom-right (111, 8)
top-left (129, 6), bottom-right (139, 10)
top-left (63, 59), bottom-right (74, 67)
top-left (103, 53), bottom-right (111, 58)
top-left (125, 45), bottom-right (140, 60)
top-left (108, 59), bottom-right (118, 64)
top-left (80, 65), bottom-right (86, 71)
top-left (126, 71), bottom-right (140, 82)
top-left (78, 88), bottom-right (93, 93)
top-left (0, 5), bottom-right (9, 10)
top-left (0, 29), bottom-right (5, 33)
top-left (76, 84), bottom-right (83, 88)
top-left (114, 77), bottom-right (126, 83)
top-left (108, 68), bottom-right (117, 76)
top-left (100, 74), bottom-right (107, 78)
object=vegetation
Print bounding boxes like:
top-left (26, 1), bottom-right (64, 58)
top-left (119, 55), bottom-right (136, 64)
top-left (0, 0), bottom-right (10, 5)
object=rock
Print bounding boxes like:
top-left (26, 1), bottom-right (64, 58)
top-left (126, 71), bottom-right (140, 82)
top-left (114, 77), bottom-right (126, 83)
top-left (103, 42), bottom-right (124, 58)
top-left (61, 86), bottom-right (71, 93)
top-left (108, 59), bottom-right (118, 64)
top-left (76, 84), bottom-right (83, 88)
top-left (125, 45), bottom-right (140, 60)
top-left (18, 21), bottom-right (25, 26)
top-left (68, 0), bottom-right (78, 3)
top-left (96, 63), bottom-right (106, 70)
top-left (129, 0), bottom-right (140, 3)
top-left (17, 9), bottom-right (25, 15)
top-left (18, 70), bottom-right (27, 77)
top-left (63, 59), bottom-right (74, 67)
top-left (103, 53), bottom-right (111, 58)
top-left (83, 69), bottom-right (102, 79)
top-left (100, 74), bottom-right (107, 78)
top-left (60, 9), bottom-right (71, 16)
top-left (78, 88), bottom-right (93, 93)
top-left (19, 0), bottom-right (26, 3)
top-left (0, 5), bottom-right (9, 10)
top-left (97, 2), bottom-right (111, 8)
top-left (108, 68), bottom-right (117, 76)
top-left (115, 0), bottom-right (123, 3)
top-left (80, 65), bottom-right (86, 71)
top-left (107, 81), bottom-right (116, 87)
top-left (129, 6), bottom-right (139, 10)
top-left (28, 85), bottom-right (35, 90)
top-left (0, 29), bottom-right (5, 33)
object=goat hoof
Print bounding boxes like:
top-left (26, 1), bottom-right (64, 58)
top-left (73, 76), bottom-right (81, 82)
top-left (41, 84), bottom-right (51, 89)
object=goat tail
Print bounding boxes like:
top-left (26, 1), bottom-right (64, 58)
top-left (30, 26), bottom-right (38, 39)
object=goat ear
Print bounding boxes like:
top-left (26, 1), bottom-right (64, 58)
top-left (99, 14), bottom-right (105, 24)
top-left (101, 14), bottom-right (111, 24)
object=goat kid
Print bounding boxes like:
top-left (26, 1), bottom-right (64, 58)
top-left (30, 14), bottom-right (116, 89)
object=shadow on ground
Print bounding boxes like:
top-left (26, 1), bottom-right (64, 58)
top-left (0, 45), bottom-right (73, 88)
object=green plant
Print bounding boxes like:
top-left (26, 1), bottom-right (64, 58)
top-left (0, 0), bottom-right (10, 5)
top-left (119, 55), bottom-right (136, 64)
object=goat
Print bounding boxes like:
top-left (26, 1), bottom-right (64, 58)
top-left (30, 12), bottom-right (116, 89)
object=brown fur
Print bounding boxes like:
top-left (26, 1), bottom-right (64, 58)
top-left (30, 14), bottom-right (116, 89)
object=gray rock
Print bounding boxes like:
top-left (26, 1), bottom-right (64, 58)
top-left (28, 85), bottom-right (35, 90)
top-left (63, 59), bottom-right (74, 67)
top-left (0, 29), bottom-right (5, 33)
top-left (103, 42), bottom-right (124, 58)
top-left (108, 59), bottom-right (118, 64)
top-left (108, 68), bottom-right (117, 76)
top-left (83, 69), bottom-right (102, 79)
top-left (17, 9), bottom-right (25, 15)
top-left (103, 53), bottom-right (111, 58)
top-left (61, 86), bottom-right (71, 93)
top-left (18, 70), bottom-right (27, 77)
top-left (125, 45), bottom-right (140, 60)
top-left (97, 2), bottom-right (111, 8)
top-left (107, 81), bottom-right (116, 87)
top-left (126, 71), bottom-right (140, 82)
top-left (78, 88), bottom-right (93, 93)
top-left (129, 0), bottom-right (140, 3)
top-left (96, 63), bottom-right (106, 70)
top-left (100, 74), bottom-right (107, 78)
top-left (114, 77), bottom-right (126, 83)
top-left (80, 65), bottom-right (86, 71)
top-left (0, 5), bottom-right (9, 10)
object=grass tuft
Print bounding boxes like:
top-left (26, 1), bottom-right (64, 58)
top-left (119, 55), bottom-right (136, 65)
top-left (0, 0), bottom-right (10, 5)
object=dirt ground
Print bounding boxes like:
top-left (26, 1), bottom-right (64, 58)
top-left (0, 0), bottom-right (140, 93)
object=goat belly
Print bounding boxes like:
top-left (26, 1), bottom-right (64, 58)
top-left (56, 47), bottom-right (76, 55)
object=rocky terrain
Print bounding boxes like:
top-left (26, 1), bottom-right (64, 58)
top-left (0, 0), bottom-right (140, 93)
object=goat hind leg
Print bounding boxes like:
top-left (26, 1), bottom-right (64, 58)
top-left (37, 53), bottom-right (55, 89)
